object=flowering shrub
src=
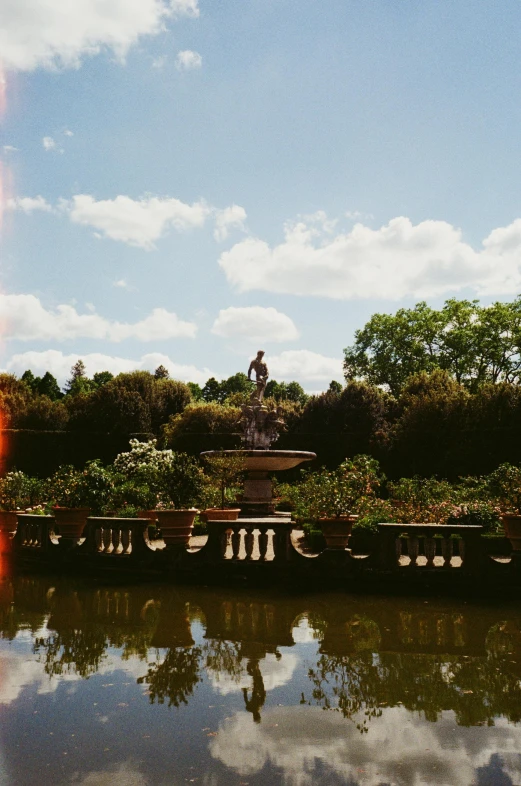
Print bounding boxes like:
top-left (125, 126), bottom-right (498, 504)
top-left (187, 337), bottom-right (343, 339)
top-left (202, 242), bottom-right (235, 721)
top-left (202, 452), bottom-right (245, 509)
top-left (0, 470), bottom-right (44, 511)
top-left (288, 455), bottom-right (384, 520)
top-left (48, 465), bottom-right (90, 509)
top-left (112, 439), bottom-right (204, 509)
top-left (487, 463), bottom-right (521, 513)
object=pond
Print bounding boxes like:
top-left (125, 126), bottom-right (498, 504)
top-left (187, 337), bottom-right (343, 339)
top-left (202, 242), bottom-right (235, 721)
top-left (0, 563), bottom-right (520, 786)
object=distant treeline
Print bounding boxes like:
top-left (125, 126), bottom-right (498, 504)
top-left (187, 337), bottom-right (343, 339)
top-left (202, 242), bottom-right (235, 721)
top-left (4, 297), bottom-right (521, 478)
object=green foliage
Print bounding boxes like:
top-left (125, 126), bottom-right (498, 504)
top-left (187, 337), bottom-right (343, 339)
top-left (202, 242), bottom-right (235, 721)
top-left (162, 402), bottom-right (241, 455)
top-left (112, 439), bottom-right (204, 509)
top-left (0, 470), bottom-right (44, 511)
top-left (202, 451), bottom-right (245, 509)
top-left (48, 465), bottom-right (90, 508)
top-left (289, 455), bottom-right (383, 520)
top-left (344, 297), bottom-right (521, 395)
top-left (265, 379), bottom-right (308, 405)
top-left (487, 462), bottom-right (521, 513)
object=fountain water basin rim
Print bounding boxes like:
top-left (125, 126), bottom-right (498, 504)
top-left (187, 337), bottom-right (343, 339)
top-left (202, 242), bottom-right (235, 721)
top-left (200, 450), bottom-right (316, 472)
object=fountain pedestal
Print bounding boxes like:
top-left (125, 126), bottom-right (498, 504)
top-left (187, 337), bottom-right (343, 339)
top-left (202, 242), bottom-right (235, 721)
top-left (200, 449), bottom-right (316, 517)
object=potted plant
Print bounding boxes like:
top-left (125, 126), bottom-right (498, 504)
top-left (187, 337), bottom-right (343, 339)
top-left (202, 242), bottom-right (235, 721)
top-left (488, 463), bottom-right (521, 558)
top-left (149, 453), bottom-right (204, 546)
top-left (48, 464), bottom-right (92, 539)
top-left (201, 452), bottom-right (244, 521)
top-left (0, 471), bottom-right (43, 548)
top-left (299, 455), bottom-right (382, 550)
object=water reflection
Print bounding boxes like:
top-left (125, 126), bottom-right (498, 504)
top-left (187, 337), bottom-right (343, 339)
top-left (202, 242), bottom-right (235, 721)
top-left (0, 571), bottom-right (520, 785)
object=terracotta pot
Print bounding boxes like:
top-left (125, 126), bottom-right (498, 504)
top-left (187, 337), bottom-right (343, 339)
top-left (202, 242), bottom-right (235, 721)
top-left (501, 513), bottom-right (521, 553)
top-left (319, 515), bottom-right (356, 550)
top-left (52, 507), bottom-right (90, 539)
top-left (203, 508), bottom-right (241, 521)
top-left (152, 509), bottom-right (199, 547)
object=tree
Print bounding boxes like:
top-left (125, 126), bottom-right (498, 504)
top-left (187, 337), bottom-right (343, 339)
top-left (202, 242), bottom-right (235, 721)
top-left (154, 365), bottom-right (170, 380)
top-left (328, 380), bottom-right (343, 395)
top-left (162, 402), bottom-right (242, 455)
top-left (344, 298), bottom-right (521, 394)
top-left (65, 360), bottom-right (93, 396)
top-left (201, 377), bottom-right (224, 403)
top-left (265, 379), bottom-right (308, 405)
top-left (188, 382), bottom-right (203, 401)
top-left (38, 372), bottom-right (63, 400)
top-left (92, 371), bottom-right (114, 389)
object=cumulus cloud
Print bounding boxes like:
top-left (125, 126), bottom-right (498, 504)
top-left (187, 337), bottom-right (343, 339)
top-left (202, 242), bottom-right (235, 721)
top-left (0, 0), bottom-right (199, 73)
top-left (175, 49), bottom-right (202, 70)
top-left (4, 350), bottom-right (219, 386)
top-left (214, 205), bottom-right (247, 242)
top-left (0, 294), bottom-right (197, 341)
top-left (268, 349), bottom-right (342, 382)
top-left (2, 144), bottom-right (18, 153)
top-left (64, 194), bottom-right (211, 249)
top-left (210, 706), bottom-right (521, 786)
top-left (13, 192), bottom-right (247, 248)
top-left (212, 306), bottom-right (299, 343)
top-left (219, 214), bottom-right (521, 300)
top-left (7, 196), bottom-right (52, 213)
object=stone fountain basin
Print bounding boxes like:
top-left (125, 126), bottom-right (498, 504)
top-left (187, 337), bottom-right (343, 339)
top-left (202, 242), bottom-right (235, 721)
top-left (200, 450), bottom-right (316, 472)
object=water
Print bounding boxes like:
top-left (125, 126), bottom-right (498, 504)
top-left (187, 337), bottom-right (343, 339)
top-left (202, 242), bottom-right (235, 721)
top-left (0, 567), bottom-right (520, 786)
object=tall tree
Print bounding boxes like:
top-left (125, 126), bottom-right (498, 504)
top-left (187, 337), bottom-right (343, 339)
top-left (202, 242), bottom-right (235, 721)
top-left (344, 298), bottom-right (521, 394)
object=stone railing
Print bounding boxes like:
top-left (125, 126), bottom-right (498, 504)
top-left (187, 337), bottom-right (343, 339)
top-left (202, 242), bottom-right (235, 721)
top-left (82, 517), bottom-right (153, 558)
top-left (200, 518), bottom-right (293, 563)
top-left (9, 513), bottom-right (520, 588)
top-left (376, 523), bottom-right (484, 574)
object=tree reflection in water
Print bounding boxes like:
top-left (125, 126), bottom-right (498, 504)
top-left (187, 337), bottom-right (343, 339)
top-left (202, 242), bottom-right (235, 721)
top-left (2, 576), bottom-right (521, 732)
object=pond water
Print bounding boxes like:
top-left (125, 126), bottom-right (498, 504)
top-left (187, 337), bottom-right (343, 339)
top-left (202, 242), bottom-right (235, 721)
top-left (0, 563), bottom-right (520, 786)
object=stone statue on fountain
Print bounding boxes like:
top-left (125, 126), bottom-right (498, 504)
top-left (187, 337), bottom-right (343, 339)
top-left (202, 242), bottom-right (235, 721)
top-left (240, 351), bottom-right (285, 449)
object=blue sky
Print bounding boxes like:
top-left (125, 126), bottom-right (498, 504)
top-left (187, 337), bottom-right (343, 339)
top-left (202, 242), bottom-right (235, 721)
top-left (1, 0), bottom-right (521, 390)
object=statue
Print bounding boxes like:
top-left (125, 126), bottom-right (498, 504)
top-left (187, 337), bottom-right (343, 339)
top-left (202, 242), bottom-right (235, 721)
top-left (248, 350), bottom-right (269, 404)
top-left (237, 351), bottom-right (285, 449)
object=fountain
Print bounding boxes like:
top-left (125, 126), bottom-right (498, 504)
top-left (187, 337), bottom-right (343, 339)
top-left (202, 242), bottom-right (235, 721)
top-left (201, 351), bottom-right (316, 516)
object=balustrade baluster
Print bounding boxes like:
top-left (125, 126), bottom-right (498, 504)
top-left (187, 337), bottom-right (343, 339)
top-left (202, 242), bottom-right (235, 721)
top-left (395, 536), bottom-right (403, 564)
top-left (441, 536), bottom-right (452, 567)
top-left (408, 536), bottom-right (419, 566)
top-left (258, 527), bottom-right (269, 561)
top-left (112, 527), bottom-right (122, 555)
top-left (231, 527), bottom-right (241, 560)
top-left (244, 527), bottom-right (255, 560)
top-left (458, 537), bottom-right (465, 566)
top-left (121, 527), bottom-right (131, 554)
top-left (424, 536), bottom-right (436, 567)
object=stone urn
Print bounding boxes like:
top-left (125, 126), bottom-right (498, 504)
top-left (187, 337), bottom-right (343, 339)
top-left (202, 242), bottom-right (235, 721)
top-left (152, 509), bottom-right (199, 547)
top-left (202, 508), bottom-right (241, 522)
top-left (52, 507), bottom-right (91, 539)
top-left (501, 514), bottom-right (521, 558)
top-left (319, 515), bottom-right (357, 550)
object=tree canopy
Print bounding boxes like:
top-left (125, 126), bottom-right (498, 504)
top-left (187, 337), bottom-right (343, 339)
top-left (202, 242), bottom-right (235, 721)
top-left (344, 298), bottom-right (521, 394)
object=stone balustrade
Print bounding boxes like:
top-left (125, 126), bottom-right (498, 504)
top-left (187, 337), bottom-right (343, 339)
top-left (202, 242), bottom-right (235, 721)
top-left (376, 523), bottom-right (485, 574)
top-left (9, 512), bottom-right (520, 590)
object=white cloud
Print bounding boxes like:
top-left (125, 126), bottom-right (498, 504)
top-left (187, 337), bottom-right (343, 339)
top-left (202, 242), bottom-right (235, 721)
top-left (4, 350), bottom-right (219, 386)
top-left (0, 0), bottom-right (199, 73)
top-left (64, 194), bottom-right (211, 249)
top-left (214, 205), bottom-right (247, 242)
top-left (212, 306), bottom-right (299, 343)
top-left (42, 136), bottom-right (56, 151)
top-left (113, 279), bottom-right (133, 290)
top-left (268, 349), bottom-right (342, 382)
top-left (63, 129), bottom-right (74, 137)
top-left (151, 55), bottom-right (167, 69)
top-left (210, 706), bottom-right (521, 786)
top-left (208, 652), bottom-right (298, 696)
top-left (2, 145), bottom-right (18, 153)
top-left (0, 294), bottom-right (197, 341)
top-left (175, 49), bottom-right (202, 70)
top-left (7, 196), bottom-right (52, 213)
top-left (219, 214), bottom-right (521, 300)
top-left (14, 192), bottom-right (248, 249)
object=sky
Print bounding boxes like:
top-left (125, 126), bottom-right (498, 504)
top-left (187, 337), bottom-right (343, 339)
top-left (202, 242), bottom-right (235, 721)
top-left (1, 0), bottom-right (521, 391)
